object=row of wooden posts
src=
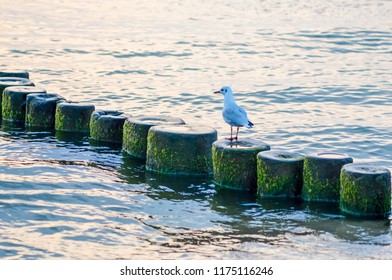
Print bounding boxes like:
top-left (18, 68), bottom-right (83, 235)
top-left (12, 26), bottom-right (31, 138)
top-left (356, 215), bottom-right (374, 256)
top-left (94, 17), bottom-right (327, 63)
top-left (0, 71), bottom-right (391, 219)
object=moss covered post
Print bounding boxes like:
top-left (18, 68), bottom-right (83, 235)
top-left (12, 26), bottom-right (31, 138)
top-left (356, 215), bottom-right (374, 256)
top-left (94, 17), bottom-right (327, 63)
top-left (257, 150), bottom-right (304, 198)
top-left (55, 102), bottom-right (95, 133)
top-left (302, 152), bottom-right (353, 202)
top-left (340, 163), bottom-right (391, 218)
top-left (2, 86), bottom-right (46, 124)
top-left (0, 77), bottom-right (34, 120)
top-left (212, 139), bottom-right (270, 192)
top-left (146, 125), bottom-right (217, 175)
top-left (90, 110), bottom-right (127, 144)
top-left (26, 93), bottom-right (65, 129)
top-left (123, 115), bottom-right (185, 159)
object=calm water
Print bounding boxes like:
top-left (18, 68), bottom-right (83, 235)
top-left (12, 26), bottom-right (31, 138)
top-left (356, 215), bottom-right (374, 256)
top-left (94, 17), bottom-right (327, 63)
top-left (1, 0), bottom-right (392, 259)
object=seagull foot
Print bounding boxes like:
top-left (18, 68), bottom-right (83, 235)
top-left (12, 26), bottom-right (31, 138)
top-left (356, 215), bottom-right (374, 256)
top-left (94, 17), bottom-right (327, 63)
top-left (225, 137), bottom-right (238, 141)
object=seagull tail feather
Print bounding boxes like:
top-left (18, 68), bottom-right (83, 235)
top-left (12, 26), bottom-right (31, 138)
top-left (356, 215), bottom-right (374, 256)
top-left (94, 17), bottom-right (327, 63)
top-left (246, 120), bottom-right (254, 128)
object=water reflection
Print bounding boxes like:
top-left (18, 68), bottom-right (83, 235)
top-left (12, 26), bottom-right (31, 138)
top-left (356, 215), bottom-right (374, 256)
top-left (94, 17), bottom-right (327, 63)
top-left (55, 131), bottom-right (90, 145)
top-left (1, 122), bottom-right (25, 132)
top-left (121, 165), bottom-right (392, 249)
top-left (88, 138), bottom-right (122, 150)
top-left (117, 154), bottom-right (146, 185)
top-left (1, 125), bottom-right (54, 141)
top-left (145, 172), bottom-right (212, 200)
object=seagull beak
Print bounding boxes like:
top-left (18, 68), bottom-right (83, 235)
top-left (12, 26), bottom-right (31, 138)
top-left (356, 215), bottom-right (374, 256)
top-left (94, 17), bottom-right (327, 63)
top-left (213, 90), bottom-right (220, 94)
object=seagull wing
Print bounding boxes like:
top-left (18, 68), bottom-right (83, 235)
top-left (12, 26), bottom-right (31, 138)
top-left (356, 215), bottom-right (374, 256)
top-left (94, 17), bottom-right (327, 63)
top-left (223, 105), bottom-right (250, 127)
top-left (237, 106), bottom-right (254, 128)
top-left (237, 106), bottom-right (248, 119)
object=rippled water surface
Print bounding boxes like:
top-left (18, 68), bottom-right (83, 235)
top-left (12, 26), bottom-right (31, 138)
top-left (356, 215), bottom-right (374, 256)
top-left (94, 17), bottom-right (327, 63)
top-left (1, 0), bottom-right (392, 259)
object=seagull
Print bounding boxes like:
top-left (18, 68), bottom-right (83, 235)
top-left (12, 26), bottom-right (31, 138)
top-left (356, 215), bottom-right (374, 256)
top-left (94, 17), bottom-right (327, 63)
top-left (214, 86), bottom-right (254, 141)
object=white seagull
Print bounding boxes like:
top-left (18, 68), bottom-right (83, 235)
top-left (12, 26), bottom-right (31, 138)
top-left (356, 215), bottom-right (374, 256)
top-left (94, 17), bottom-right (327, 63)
top-left (214, 86), bottom-right (254, 141)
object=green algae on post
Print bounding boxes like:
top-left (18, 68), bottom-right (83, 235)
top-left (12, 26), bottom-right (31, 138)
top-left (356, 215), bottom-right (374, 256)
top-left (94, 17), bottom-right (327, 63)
top-left (123, 115), bottom-right (185, 159)
top-left (26, 93), bottom-right (65, 129)
top-left (0, 77), bottom-right (34, 119)
top-left (340, 163), bottom-right (391, 218)
top-left (146, 125), bottom-right (217, 176)
top-left (90, 110), bottom-right (127, 144)
top-left (212, 139), bottom-right (270, 192)
top-left (55, 102), bottom-right (95, 133)
top-left (2, 86), bottom-right (46, 124)
top-left (302, 152), bottom-right (353, 202)
top-left (257, 150), bottom-right (304, 198)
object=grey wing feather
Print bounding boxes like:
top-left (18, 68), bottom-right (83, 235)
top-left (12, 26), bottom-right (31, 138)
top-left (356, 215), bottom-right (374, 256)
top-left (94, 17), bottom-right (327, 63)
top-left (222, 106), bottom-right (249, 126)
top-left (237, 106), bottom-right (254, 128)
top-left (237, 106), bottom-right (248, 118)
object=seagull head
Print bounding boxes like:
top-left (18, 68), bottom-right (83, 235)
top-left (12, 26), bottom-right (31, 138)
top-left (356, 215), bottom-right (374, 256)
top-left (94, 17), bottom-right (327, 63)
top-left (214, 86), bottom-right (233, 96)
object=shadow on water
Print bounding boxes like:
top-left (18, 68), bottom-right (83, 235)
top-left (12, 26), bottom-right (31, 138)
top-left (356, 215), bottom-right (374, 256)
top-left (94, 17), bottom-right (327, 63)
top-left (302, 200), bottom-right (392, 244)
top-left (55, 131), bottom-right (90, 146)
top-left (117, 153), bottom-right (392, 246)
top-left (1, 124), bottom-right (56, 144)
top-left (210, 188), bottom-right (392, 244)
top-left (1, 121), bottom-right (25, 132)
top-left (89, 138), bottom-right (122, 150)
top-left (210, 186), bottom-right (258, 216)
top-left (145, 171), bottom-right (214, 201)
top-left (117, 154), bottom-right (147, 185)
top-left (118, 151), bottom-right (215, 199)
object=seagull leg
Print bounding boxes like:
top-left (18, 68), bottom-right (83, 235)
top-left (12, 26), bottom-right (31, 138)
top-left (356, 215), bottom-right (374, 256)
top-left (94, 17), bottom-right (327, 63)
top-left (225, 126), bottom-right (234, 141)
top-left (235, 127), bottom-right (239, 140)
